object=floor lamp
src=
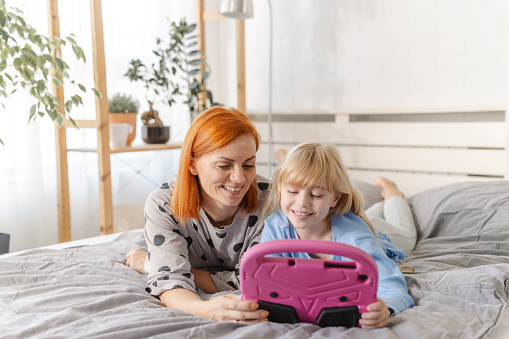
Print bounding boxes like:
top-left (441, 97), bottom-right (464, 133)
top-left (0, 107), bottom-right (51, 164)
top-left (220, 0), bottom-right (274, 174)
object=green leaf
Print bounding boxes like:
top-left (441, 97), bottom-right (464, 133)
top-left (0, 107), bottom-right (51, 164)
top-left (189, 59), bottom-right (203, 66)
top-left (55, 113), bottom-right (64, 126)
top-left (189, 69), bottom-right (201, 76)
top-left (201, 71), bottom-right (210, 84)
top-left (0, 27), bottom-right (9, 42)
top-left (29, 103), bottom-right (37, 120)
top-left (92, 87), bottom-right (102, 99)
top-left (0, 138), bottom-right (3, 145)
top-left (189, 80), bottom-right (199, 89)
top-left (78, 83), bottom-right (86, 92)
top-left (0, 10), bottom-right (5, 28)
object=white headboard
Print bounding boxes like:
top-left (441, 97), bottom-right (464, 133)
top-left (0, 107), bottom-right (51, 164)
top-left (251, 107), bottom-right (506, 197)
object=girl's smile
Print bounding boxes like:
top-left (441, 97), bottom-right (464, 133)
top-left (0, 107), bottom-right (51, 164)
top-left (280, 181), bottom-right (340, 238)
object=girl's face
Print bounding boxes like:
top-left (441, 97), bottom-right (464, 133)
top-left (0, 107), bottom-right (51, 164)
top-left (189, 134), bottom-right (257, 216)
top-left (280, 181), bottom-right (340, 233)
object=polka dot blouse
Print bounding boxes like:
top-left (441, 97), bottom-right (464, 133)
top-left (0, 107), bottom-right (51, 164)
top-left (144, 175), bottom-right (270, 296)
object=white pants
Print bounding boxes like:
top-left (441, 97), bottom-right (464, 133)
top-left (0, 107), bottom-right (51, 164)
top-left (365, 196), bottom-right (417, 253)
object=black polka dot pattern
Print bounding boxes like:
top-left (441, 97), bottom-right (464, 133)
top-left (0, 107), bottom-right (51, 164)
top-left (201, 254), bottom-right (207, 261)
top-left (206, 238), bottom-right (214, 248)
top-left (247, 215), bottom-right (258, 227)
top-left (218, 258), bottom-right (224, 264)
top-left (160, 183), bottom-right (170, 189)
top-left (250, 241), bottom-right (259, 248)
top-left (158, 266), bottom-right (170, 272)
top-left (173, 229), bottom-right (183, 236)
top-left (154, 234), bottom-right (165, 246)
top-left (157, 276), bottom-right (169, 281)
top-left (172, 285), bottom-right (184, 289)
top-left (216, 232), bottom-right (227, 238)
top-left (152, 281), bottom-right (157, 287)
top-left (193, 223), bottom-right (198, 231)
top-left (258, 182), bottom-right (269, 191)
top-left (185, 236), bottom-right (193, 247)
top-left (148, 252), bottom-right (151, 261)
top-left (158, 205), bottom-right (165, 213)
top-left (233, 242), bottom-right (243, 252)
top-left (227, 281), bottom-right (238, 289)
top-left (182, 273), bottom-right (192, 278)
top-left (170, 214), bottom-right (178, 224)
top-left (145, 287), bottom-right (152, 293)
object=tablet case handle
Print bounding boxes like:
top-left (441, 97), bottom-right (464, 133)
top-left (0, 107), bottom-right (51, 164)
top-left (242, 239), bottom-right (377, 272)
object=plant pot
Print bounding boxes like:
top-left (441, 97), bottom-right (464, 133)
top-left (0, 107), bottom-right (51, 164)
top-left (142, 125), bottom-right (170, 144)
top-left (109, 112), bottom-right (137, 146)
top-left (0, 233), bottom-right (10, 254)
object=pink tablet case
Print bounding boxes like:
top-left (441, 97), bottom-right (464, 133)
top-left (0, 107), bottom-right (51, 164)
top-left (240, 239), bottom-right (378, 327)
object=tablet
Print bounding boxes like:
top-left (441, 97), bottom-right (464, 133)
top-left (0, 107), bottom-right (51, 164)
top-left (239, 239), bottom-right (378, 327)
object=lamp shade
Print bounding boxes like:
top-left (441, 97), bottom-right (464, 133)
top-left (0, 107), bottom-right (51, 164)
top-left (220, 0), bottom-right (254, 19)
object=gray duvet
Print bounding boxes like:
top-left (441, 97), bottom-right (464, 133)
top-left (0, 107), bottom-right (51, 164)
top-left (1, 181), bottom-right (509, 338)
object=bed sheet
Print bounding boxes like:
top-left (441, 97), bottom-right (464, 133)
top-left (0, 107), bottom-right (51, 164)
top-left (1, 181), bottom-right (509, 338)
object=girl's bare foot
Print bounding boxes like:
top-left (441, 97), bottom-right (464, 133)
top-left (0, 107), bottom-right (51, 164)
top-left (275, 148), bottom-right (288, 164)
top-left (374, 177), bottom-right (405, 201)
top-left (126, 248), bottom-right (147, 274)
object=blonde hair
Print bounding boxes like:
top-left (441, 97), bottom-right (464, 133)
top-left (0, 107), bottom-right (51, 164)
top-left (171, 106), bottom-right (260, 222)
top-left (263, 142), bottom-right (377, 236)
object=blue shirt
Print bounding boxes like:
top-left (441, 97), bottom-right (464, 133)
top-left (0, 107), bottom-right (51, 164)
top-left (261, 210), bottom-right (414, 315)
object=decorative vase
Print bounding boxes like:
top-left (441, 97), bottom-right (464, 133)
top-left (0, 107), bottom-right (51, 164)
top-left (109, 112), bottom-right (137, 146)
top-left (142, 125), bottom-right (170, 144)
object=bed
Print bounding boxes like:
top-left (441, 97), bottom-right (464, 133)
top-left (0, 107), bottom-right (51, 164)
top-left (2, 179), bottom-right (509, 338)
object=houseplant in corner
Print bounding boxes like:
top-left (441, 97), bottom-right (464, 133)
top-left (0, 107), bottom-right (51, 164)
top-left (108, 93), bottom-right (139, 146)
top-left (0, 0), bottom-right (100, 145)
top-left (125, 18), bottom-right (219, 144)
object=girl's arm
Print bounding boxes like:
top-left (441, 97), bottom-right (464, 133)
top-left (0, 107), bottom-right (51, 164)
top-left (160, 288), bottom-right (268, 323)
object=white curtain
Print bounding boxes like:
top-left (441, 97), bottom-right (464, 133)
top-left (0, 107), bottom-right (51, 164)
top-left (0, 0), bottom-right (202, 252)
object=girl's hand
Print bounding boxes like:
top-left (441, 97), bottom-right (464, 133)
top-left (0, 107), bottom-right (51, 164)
top-left (204, 293), bottom-right (269, 324)
top-left (359, 297), bottom-right (390, 329)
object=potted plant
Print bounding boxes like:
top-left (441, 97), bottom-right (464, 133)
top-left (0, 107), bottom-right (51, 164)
top-left (0, 0), bottom-right (100, 145)
top-left (108, 92), bottom-right (139, 146)
top-left (125, 17), bottom-right (219, 143)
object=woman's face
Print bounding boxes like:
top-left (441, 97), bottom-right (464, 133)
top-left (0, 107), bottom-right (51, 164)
top-left (189, 134), bottom-right (257, 216)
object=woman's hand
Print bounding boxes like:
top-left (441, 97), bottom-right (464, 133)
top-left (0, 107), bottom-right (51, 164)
top-left (359, 297), bottom-right (390, 329)
top-left (205, 293), bottom-right (269, 324)
top-left (160, 289), bottom-right (268, 325)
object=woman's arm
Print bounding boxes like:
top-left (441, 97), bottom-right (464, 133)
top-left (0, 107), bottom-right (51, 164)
top-left (190, 268), bottom-right (219, 294)
top-left (160, 288), bottom-right (269, 323)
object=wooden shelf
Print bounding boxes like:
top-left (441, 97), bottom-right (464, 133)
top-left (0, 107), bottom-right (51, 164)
top-left (50, 0), bottom-right (245, 241)
top-left (67, 142), bottom-right (183, 153)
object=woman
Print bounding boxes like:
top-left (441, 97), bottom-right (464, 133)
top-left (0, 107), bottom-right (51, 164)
top-left (127, 106), bottom-right (269, 324)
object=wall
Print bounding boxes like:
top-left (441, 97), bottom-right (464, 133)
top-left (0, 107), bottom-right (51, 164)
top-left (238, 0), bottom-right (509, 111)
top-left (205, 0), bottom-right (509, 184)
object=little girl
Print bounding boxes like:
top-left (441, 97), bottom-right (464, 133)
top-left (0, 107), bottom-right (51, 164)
top-left (261, 142), bottom-right (414, 329)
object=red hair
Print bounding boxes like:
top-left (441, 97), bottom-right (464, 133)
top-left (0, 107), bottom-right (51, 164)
top-left (171, 106), bottom-right (260, 222)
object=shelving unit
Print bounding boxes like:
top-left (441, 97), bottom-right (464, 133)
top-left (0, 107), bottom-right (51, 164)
top-left (47, 0), bottom-right (247, 242)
